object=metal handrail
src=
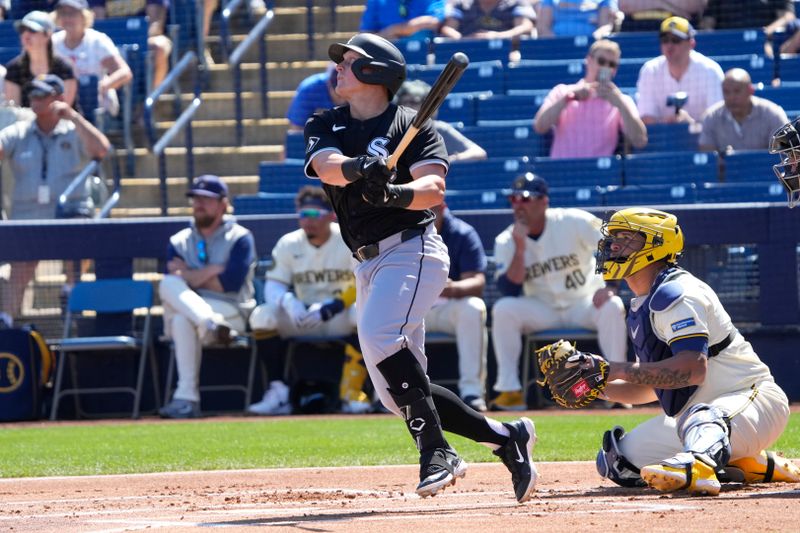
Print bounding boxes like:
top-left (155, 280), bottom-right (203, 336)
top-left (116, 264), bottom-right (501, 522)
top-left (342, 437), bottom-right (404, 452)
top-left (229, 9), bottom-right (274, 146)
top-left (143, 50), bottom-right (198, 146)
top-left (219, 0), bottom-right (245, 63)
top-left (58, 160), bottom-right (99, 206)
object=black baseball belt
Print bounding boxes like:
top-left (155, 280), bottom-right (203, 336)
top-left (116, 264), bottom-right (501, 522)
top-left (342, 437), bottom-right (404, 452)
top-left (353, 227), bottom-right (425, 263)
top-left (708, 331), bottom-right (736, 357)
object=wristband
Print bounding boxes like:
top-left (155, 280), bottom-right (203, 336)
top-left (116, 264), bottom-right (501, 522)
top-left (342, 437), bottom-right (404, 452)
top-left (387, 185), bottom-right (414, 208)
top-left (342, 156), bottom-right (367, 182)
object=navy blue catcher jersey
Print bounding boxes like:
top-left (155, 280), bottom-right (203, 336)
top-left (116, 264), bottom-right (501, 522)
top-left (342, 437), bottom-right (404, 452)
top-left (303, 103), bottom-right (449, 251)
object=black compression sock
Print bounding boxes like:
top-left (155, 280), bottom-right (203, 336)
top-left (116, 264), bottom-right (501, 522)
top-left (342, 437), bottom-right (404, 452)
top-left (431, 384), bottom-right (507, 446)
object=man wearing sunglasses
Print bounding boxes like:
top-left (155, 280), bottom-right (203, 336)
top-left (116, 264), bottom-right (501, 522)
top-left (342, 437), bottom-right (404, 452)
top-left (489, 173), bottom-right (627, 412)
top-left (248, 186), bottom-right (368, 416)
top-left (636, 16), bottom-right (724, 124)
top-left (158, 175), bottom-right (256, 419)
top-left (534, 39), bottom-right (647, 158)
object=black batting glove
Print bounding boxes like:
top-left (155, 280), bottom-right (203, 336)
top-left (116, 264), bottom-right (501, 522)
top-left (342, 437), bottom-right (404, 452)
top-left (362, 179), bottom-right (414, 208)
top-left (342, 155), bottom-right (396, 183)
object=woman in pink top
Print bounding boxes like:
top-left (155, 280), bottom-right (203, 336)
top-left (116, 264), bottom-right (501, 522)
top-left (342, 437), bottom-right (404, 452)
top-left (533, 39), bottom-right (647, 159)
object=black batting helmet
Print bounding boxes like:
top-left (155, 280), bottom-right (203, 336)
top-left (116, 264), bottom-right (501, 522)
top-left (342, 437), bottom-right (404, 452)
top-left (328, 33), bottom-right (406, 98)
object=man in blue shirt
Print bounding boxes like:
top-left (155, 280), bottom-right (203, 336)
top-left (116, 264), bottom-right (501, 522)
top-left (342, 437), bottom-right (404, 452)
top-left (425, 202), bottom-right (489, 411)
top-left (286, 64), bottom-right (345, 132)
top-left (158, 175), bottom-right (257, 419)
top-left (360, 0), bottom-right (445, 41)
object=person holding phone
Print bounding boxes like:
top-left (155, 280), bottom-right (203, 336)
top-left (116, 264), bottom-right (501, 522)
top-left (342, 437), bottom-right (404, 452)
top-left (533, 39), bottom-right (647, 158)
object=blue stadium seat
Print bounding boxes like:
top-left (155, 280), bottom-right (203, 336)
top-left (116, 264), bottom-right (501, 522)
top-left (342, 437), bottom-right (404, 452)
top-left (169, 0), bottom-right (199, 56)
top-left (505, 60), bottom-right (584, 93)
top-left (233, 193), bottom-right (297, 214)
top-left (458, 124), bottom-right (549, 158)
top-left (624, 152), bottom-right (718, 185)
top-left (548, 185), bottom-right (604, 207)
top-left (408, 61), bottom-right (504, 96)
top-left (634, 123), bottom-right (701, 153)
top-left (444, 189), bottom-right (508, 210)
top-left (394, 37), bottom-right (430, 66)
top-left (607, 32), bottom-right (660, 60)
top-left (604, 183), bottom-right (697, 206)
top-left (721, 150), bottom-right (776, 183)
top-left (285, 132), bottom-right (306, 160)
top-left (94, 17), bottom-right (149, 104)
top-left (447, 157), bottom-right (532, 190)
top-left (433, 37), bottom-right (511, 65)
top-left (0, 19), bottom-right (17, 49)
top-left (258, 161), bottom-right (307, 193)
top-left (695, 181), bottom-right (785, 203)
top-left (0, 46), bottom-right (19, 64)
top-left (518, 35), bottom-right (591, 61)
top-left (475, 94), bottom-right (543, 124)
top-left (78, 75), bottom-right (100, 124)
top-left (532, 155), bottom-right (623, 188)
top-left (755, 85), bottom-right (800, 116)
top-left (714, 54), bottom-right (775, 85)
top-left (613, 58), bottom-right (646, 88)
top-left (437, 93), bottom-right (476, 125)
top-left (694, 29), bottom-right (766, 58)
top-left (778, 57), bottom-right (800, 82)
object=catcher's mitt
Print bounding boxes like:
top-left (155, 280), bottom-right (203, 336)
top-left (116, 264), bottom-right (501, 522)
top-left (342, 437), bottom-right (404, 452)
top-left (536, 339), bottom-right (609, 408)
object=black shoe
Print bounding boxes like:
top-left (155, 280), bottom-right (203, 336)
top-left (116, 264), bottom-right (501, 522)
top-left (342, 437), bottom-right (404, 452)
top-left (416, 447), bottom-right (468, 497)
top-left (493, 417), bottom-right (538, 503)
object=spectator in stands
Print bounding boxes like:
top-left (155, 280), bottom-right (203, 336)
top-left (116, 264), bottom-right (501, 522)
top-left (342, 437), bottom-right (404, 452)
top-left (247, 186), bottom-right (369, 415)
top-left (0, 1), bottom-right (8, 21)
top-left (489, 173), bottom-right (627, 411)
top-left (0, 74), bottom-right (109, 320)
top-left (776, 20), bottom-right (800, 55)
top-left (699, 68), bottom-right (789, 153)
top-left (424, 202), bottom-right (489, 411)
top-left (395, 79), bottom-right (487, 161)
top-left (53, 0), bottom-right (133, 117)
top-left (287, 63), bottom-right (345, 132)
top-left (536, 0), bottom-right (618, 39)
top-left (618, 0), bottom-right (705, 32)
top-left (5, 10), bottom-right (78, 108)
top-left (700, 0), bottom-right (794, 32)
top-left (360, 0), bottom-right (446, 41)
top-left (533, 39), bottom-right (647, 158)
top-left (90, 0), bottom-right (172, 89)
top-left (439, 0), bottom-right (537, 42)
top-left (636, 16), bottom-right (723, 124)
top-left (158, 175), bottom-right (256, 419)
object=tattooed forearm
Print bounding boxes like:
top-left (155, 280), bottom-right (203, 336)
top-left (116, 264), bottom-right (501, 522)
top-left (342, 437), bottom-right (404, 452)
top-left (621, 363), bottom-right (693, 388)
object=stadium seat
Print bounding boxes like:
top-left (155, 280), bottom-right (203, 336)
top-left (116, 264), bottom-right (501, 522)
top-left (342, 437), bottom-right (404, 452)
top-left (447, 157), bottom-right (532, 190)
top-left (714, 54), bottom-right (775, 85)
top-left (612, 58), bottom-right (646, 88)
top-left (433, 37), bottom-right (512, 65)
top-left (49, 279), bottom-right (160, 420)
top-left (778, 57), bottom-right (800, 82)
top-left (633, 123), bottom-right (702, 153)
top-left (94, 17), bottom-right (149, 104)
top-left (285, 131), bottom-right (306, 160)
top-left (437, 93), bottom-right (476, 125)
top-left (607, 31), bottom-right (660, 60)
top-left (604, 183), bottom-right (697, 206)
top-left (444, 189), bottom-right (508, 210)
top-left (394, 37), bottom-right (430, 66)
top-left (458, 124), bottom-right (549, 158)
top-left (532, 155), bottom-right (623, 188)
top-left (169, 0), bottom-right (199, 56)
top-left (233, 193), bottom-right (297, 214)
top-left (547, 185), bottom-right (605, 207)
top-left (0, 20), bottom-right (18, 49)
top-left (506, 60), bottom-right (584, 93)
top-left (695, 181), bottom-right (785, 204)
top-left (258, 160), bottom-right (306, 193)
top-left (78, 75), bottom-right (101, 125)
top-left (475, 94), bottom-right (543, 124)
top-left (722, 150), bottom-right (776, 183)
top-left (694, 29), bottom-right (767, 58)
top-left (624, 151), bottom-right (718, 185)
top-left (754, 84), bottom-right (800, 116)
top-left (408, 60), bottom-right (504, 96)
top-left (518, 35), bottom-right (591, 61)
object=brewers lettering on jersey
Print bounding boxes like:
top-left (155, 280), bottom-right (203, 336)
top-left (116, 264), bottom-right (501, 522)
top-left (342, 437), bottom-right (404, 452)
top-left (303, 32), bottom-right (539, 503)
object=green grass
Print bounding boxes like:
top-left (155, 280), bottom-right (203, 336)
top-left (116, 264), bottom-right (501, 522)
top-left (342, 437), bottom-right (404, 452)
top-left (1, 412), bottom-right (798, 478)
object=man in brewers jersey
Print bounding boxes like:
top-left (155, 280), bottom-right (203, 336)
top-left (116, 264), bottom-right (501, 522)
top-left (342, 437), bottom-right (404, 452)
top-left (248, 186), bottom-right (369, 415)
top-left (593, 207), bottom-right (800, 495)
top-left (490, 173), bottom-right (627, 411)
top-left (303, 32), bottom-right (538, 503)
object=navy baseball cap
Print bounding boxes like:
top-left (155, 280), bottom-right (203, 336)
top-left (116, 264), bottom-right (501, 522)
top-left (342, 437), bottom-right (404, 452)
top-left (25, 74), bottom-right (65, 98)
top-left (187, 175), bottom-right (228, 199)
top-left (507, 172), bottom-right (549, 199)
top-left (15, 11), bottom-right (55, 34)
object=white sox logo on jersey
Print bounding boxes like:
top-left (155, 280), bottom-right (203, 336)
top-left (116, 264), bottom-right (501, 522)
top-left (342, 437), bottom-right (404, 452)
top-left (367, 137), bottom-right (390, 158)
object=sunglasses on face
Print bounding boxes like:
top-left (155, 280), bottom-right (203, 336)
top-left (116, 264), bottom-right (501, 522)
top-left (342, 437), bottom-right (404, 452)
top-left (197, 240), bottom-right (208, 264)
top-left (660, 34), bottom-right (685, 45)
top-left (508, 194), bottom-right (533, 204)
top-left (298, 208), bottom-right (330, 219)
top-left (594, 56), bottom-right (619, 69)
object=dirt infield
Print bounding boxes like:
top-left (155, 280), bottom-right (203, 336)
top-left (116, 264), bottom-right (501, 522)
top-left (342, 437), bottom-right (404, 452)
top-left (2, 460), bottom-right (798, 532)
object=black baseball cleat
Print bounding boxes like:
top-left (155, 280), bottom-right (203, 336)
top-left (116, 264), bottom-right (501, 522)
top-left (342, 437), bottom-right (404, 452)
top-left (494, 417), bottom-right (538, 503)
top-left (416, 447), bottom-right (468, 498)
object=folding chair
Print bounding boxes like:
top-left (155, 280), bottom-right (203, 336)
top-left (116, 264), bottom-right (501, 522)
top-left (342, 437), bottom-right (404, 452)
top-left (50, 279), bottom-right (160, 420)
top-left (521, 328), bottom-right (597, 408)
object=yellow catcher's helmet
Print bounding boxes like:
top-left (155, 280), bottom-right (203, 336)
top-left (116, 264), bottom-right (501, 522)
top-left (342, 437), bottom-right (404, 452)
top-left (596, 207), bottom-right (684, 281)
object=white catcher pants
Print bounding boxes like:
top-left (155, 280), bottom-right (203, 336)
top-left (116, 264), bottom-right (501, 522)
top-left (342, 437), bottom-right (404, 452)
top-left (159, 275), bottom-right (246, 403)
top-left (491, 293), bottom-right (627, 392)
top-left (425, 296), bottom-right (488, 399)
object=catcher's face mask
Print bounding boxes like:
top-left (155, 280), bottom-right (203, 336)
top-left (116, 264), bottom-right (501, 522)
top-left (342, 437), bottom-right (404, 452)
top-left (596, 207), bottom-right (683, 281)
top-left (769, 119), bottom-right (800, 208)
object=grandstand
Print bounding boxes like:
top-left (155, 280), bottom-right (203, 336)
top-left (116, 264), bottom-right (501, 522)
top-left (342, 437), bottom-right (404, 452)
top-left (2, 1), bottom-right (800, 418)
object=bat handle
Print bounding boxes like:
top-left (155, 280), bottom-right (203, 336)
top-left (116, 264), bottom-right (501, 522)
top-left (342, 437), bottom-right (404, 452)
top-left (386, 125), bottom-right (419, 172)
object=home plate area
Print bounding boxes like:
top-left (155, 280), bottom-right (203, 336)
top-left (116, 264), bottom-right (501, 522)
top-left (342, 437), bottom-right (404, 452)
top-left (1, 462), bottom-right (798, 532)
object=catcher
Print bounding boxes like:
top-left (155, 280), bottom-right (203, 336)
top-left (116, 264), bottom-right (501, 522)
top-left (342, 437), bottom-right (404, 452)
top-left (537, 207), bottom-right (800, 496)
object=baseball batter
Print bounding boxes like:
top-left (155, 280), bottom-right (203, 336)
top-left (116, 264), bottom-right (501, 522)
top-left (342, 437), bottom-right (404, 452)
top-left (304, 32), bottom-right (537, 502)
top-left (769, 115), bottom-right (800, 207)
top-left (491, 173), bottom-right (627, 410)
top-left (592, 207), bottom-right (800, 495)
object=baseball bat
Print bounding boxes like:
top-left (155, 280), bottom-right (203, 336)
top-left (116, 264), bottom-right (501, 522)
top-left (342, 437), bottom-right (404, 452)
top-left (386, 52), bottom-right (470, 170)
